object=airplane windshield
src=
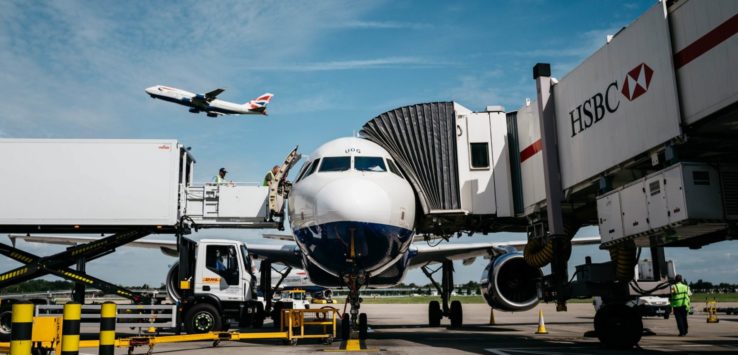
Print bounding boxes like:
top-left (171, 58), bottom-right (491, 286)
top-left (355, 157), bottom-right (386, 172)
top-left (319, 157), bottom-right (351, 172)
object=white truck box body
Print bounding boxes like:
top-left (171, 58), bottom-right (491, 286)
top-left (553, 4), bottom-right (682, 190)
top-left (0, 139), bottom-right (184, 226)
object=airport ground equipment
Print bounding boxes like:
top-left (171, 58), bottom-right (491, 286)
top-left (0, 140), bottom-right (301, 337)
top-left (361, 0), bottom-right (738, 348)
top-left (0, 308), bottom-right (336, 354)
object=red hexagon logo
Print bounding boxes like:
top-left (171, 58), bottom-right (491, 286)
top-left (621, 63), bottom-right (653, 101)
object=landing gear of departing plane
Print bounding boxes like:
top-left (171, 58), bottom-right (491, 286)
top-left (422, 260), bottom-right (462, 328)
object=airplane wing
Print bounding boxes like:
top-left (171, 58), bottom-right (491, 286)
top-left (205, 88), bottom-right (224, 101)
top-left (407, 236), bottom-right (601, 268)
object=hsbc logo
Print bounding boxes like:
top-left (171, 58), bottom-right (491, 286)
top-left (569, 62), bottom-right (654, 137)
top-left (621, 63), bottom-right (653, 101)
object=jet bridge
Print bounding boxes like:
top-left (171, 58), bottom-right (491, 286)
top-left (361, 102), bottom-right (527, 236)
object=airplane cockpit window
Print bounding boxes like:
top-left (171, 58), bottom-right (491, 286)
top-left (386, 159), bottom-right (404, 178)
top-left (295, 161), bottom-right (312, 182)
top-left (205, 245), bottom-right (239, 285)
top-left (319, 157), bottom-right (351, 172)
top-left (355, 156), bottom-right (386, 172)
top-left (304, 158), bottom-right (321, 178)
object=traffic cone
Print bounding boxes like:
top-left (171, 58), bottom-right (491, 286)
top-left (535, 308), bottom-right (548, 334)
top-left (489, 308), bottom-right (496, 325)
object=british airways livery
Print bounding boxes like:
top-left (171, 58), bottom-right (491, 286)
top-left (145, 85), bottom-right (273, 117)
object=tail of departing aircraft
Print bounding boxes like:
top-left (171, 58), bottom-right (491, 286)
top-left (248, 93), bottom-right (273, 114)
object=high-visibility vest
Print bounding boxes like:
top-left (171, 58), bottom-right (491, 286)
top-left (214, 175), bottom-right (225, 184)
top-left (670, 282), bottom-right (690, 308)
top-left (263, 171), bottom-right (275, 186)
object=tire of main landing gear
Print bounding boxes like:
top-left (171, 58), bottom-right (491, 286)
top-left (359, 313), bottom-right (368, 340)
top-left (428, 301), bottom-right (442, 327)
top-left (449, 300), bottom-right (463, 328)
top-left (341, 313), bottom-right (351, 340)
top-left (184, 303), bottom-right (222, 334)
top-left (594, 304), bottom-right (643, 349)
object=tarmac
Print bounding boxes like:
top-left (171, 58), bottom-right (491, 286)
top-left (94, 302), bottom-right (738, 354)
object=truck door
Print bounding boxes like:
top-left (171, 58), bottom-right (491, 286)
top-left (196, 244), bottom-right (243, 302)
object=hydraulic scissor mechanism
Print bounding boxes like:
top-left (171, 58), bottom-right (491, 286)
top-left (0, 230), bottom-right (154, 303)
top-left (422, 260), bottom-right (463, 328)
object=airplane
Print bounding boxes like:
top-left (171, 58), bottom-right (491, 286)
top-left (144, 85), bottom-right (273, 117)
top-left (9, 136), bottom-right (601, 338)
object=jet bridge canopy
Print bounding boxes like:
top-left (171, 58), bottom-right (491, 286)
top-left (360, 102), bottom-right (461, 214)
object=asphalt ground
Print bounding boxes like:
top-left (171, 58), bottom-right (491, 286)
top-left (70, 302), bottom-right (738, 354)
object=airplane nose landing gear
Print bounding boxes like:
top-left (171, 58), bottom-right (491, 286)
top-left (342, 273), bottom-right (369, 340)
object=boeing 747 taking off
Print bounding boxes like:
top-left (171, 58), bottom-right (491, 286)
top-left (145, 85), bottom-right (273, 117)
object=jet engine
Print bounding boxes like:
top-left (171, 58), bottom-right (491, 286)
top-left (480, 252), bottom-right (542, 312)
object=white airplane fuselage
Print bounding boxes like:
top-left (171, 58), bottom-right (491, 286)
top-left (288, 137), bottom-right (416, 287)
top-left (145, 85), bottom-right (270, 116)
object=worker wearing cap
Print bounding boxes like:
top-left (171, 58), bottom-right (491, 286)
top-left (670, 274), bottom-right (692, 336)
top-left (262, 165), bottom-right (279, 186)
top-left (213, 167), bottom-right (229, 185)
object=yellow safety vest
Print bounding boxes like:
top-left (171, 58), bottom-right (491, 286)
top-left (263, 171), bottom-right (275, 186)
top-left (670, 282), bottom-right (690, 308)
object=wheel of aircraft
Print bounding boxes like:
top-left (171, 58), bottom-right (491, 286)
top-left (341, 313), bottom-right (351, 340)
top-left (428, 300), bottom-right (442, 327)
top-left (358, 313), bottom-right (368, 340)
top-left (594, 303), bottom-right (642, 349)
top-left (449, 300), bottom-right (463, 328)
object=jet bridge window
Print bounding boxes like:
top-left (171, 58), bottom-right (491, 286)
top-left (205, 245), bottom-right (239, 285)
top-left (319, 157), bottom-right (351, 172)
top-left (355, 156), bottom-right (386, 172)
top-left (470, 142), bottom-right (490, 169)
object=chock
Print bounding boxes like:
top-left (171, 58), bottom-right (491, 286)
top-left (535, 308), bottom-right (548, 334)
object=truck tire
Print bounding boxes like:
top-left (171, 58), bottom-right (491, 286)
top-left (0, 306), bottom-right (11, 341)
top-left (252, 302), bottom-right (265, 328)
top-left (184, 303), bottom-right (222, 334)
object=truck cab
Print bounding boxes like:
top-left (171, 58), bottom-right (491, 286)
top-left (168, 237), bottom-right (265, 333)
top-left (194, 239), bottom-right (255, 303)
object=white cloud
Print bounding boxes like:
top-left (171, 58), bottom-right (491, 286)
top-left (251, 57), bottom-right (446, 72)
top-left (324, 20), bottom-right (431, 30)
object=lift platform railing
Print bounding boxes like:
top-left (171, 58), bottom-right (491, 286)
top-left (35, 304), bottom-right (177, 329)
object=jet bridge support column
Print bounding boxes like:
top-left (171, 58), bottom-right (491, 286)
top-left (534, 63), bottom-right (569, 311)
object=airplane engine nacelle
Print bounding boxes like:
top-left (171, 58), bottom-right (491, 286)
top-left (480, 253), bottom-right (541, 312)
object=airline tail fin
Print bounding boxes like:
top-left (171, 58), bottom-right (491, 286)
top-left (247, 93), bottom-right (273, 114)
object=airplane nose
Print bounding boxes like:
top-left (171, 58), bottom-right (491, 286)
top-left (315, 177), bottom-right (391, 224)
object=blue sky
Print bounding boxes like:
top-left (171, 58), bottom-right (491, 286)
top-left (1, 0), bottom-right (736, 288)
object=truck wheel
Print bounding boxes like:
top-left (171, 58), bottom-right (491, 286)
top-left (594, 304), bottom-right (642, 349)
top-left (428, 301), bottom-right (441, 327)
top-left (0, 306), bottom-right (12, 341)
top-left (450, 300), bottom-right (463, 328)
top-left (184, 303), bottom-right (221, 334)
top-left (272, 303), bottom-right (283, 328)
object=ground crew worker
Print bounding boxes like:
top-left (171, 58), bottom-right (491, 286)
top-left (263, 165), bottom-right (279, 186)
top-left (670, 274), bottom-right (692, 336)
top-left (213, 167), bottom-right (232, 185)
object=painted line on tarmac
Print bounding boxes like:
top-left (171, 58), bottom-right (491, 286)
top-left (486, 347), bottom-right (588, 355)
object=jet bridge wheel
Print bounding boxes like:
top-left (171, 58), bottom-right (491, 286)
top-left (594, 304), bottom-right (642, 349)
top-left (449, 300), bottom-right (463, 328)
top-left (428, 301), bottom-right (442, 327)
